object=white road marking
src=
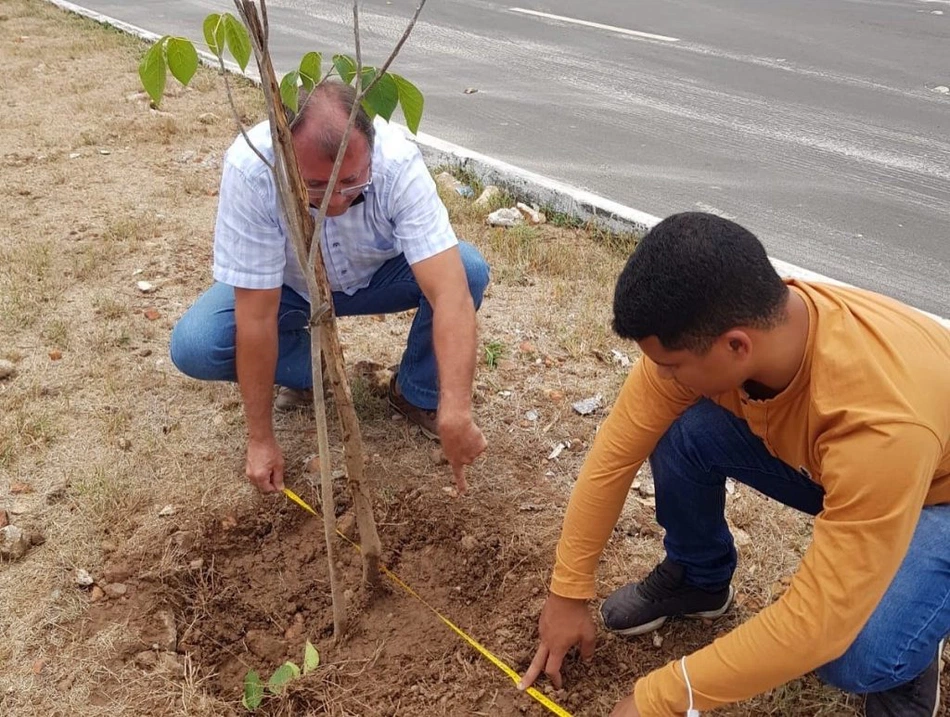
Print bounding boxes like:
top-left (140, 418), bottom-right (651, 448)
top-left (510, 8), bottom-right (680, 43)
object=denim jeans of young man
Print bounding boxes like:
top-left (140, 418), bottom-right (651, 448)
top-left (169, 242), bottom-right (489, 411)
top-left (653, 398), bottom-right (950, 694)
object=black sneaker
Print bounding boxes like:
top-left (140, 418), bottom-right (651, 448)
top-left (865, 640), bottom-right (944, 717)
top-left (600, 558), bottom-right (735, 636)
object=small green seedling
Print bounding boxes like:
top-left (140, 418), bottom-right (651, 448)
top-left (484, 340), bottom-right (506, 369)
top-left (242, 640), bottom-right (321, 711)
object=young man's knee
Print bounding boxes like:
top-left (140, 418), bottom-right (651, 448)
top-left (651, 400), bottom-right (724, 468)
top-left (816, 639), bottom-right (911, 694)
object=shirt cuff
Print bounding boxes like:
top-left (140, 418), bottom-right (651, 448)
top-left (213, 266), bottom-right (284, 290)
top-left (400, 234), bottom-right (458, 265)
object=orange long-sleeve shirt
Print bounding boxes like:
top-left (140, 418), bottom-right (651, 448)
top-left (550, 281), bottom-right (950, 715)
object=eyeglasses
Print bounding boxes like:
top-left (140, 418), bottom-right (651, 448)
top-left (306, 163), bottom-right (373, 201)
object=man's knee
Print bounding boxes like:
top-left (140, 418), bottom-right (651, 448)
top-left (458, 242), bottom-right (490, 307)
top-left (169, 308), bottom-right (234, 382)
top-left (169, 314), bottom-right (202, 379)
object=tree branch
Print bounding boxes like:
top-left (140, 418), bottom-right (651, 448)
top-left (217, 54), bottom-right (274, 171)
top-left (358, 0), bottom-right (427, 101)
top-left (260, 0), bottom-right (269, 46)
top-left (353, 1), bottom-right (362, 72)
top-left (307, 3), bottom-right (365, 266)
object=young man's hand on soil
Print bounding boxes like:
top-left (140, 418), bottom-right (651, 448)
top-left (518, 593), bottom-right (596, 691)
top-left (246, 436), bottom-right (285, 493)
top-left (438, 412), bottom-right (487, 493)
top-left (609, 693), bottom-right (641, 717)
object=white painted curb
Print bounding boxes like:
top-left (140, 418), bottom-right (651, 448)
top-left (47, 0), bottom-right (948, 329)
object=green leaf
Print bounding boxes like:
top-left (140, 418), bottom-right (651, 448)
top-left (303, 641), bottom-right (320, 675)
top-left (138, 39), bottom-right (168, 106)
top-left (280, 70), bottom-right (300, 114)
top-left (202, 13), bottom-right (226, 56)
top-left (298, 52), bottom-right (321, 91)
top-left (332, 54), bottom-right (357, 84)
top-left (224, 14), bottom-right (252, 72)
top-left (267, 662), bottom-right (300, 694)
top-left (166, 37), bottom-right (199, 87)
top-left (392, 74), bottom-right (424, 134)
top-left (362, 69), bottom-right (399, 121)
top-left (242, 670), bottom-right (264, 711)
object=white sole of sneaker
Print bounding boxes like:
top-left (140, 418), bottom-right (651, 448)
top-left (607, 585), bottom-right (736, 638)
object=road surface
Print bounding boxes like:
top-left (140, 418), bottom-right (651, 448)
top-left (69, 0), bottom-right (950, 314)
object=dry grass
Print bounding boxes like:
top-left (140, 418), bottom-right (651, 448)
top-left (0, 2), bottom-right (884, 716)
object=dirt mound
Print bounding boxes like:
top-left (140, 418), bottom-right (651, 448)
top-left (83, 480), bottom-right (569, 715)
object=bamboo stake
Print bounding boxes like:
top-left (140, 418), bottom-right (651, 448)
top-left (229, 0), bottom-right (428, 637)
top-left (232, 0), bottom-right (351, 637)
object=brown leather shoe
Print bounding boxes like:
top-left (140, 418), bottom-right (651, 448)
top-left (387, 375), bottom-right (439, 440)
top-left (274, 387), bottom-right (314, 413)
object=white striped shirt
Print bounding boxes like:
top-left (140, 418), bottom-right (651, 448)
top-left (212, 118), bottom-right (457, 298)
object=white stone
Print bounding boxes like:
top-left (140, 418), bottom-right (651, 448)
top-left (486, 207), bottom-right (524, 228)
top-left (516, 202), bottom-right (546, 225)
top-left (572, 395), bottom-right (603, 415)
top-left (473, 185), bottom-right (502, 209)
top-left (610, 349), bottom-right (631, 368)
top-left (0, 359), bottom-right (16, 380)
top-left (435, 172), bottom-right (462, 193)
top-left (0, 526), bottom-right (30, 560)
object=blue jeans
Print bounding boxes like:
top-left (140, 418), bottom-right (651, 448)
top-left (169, 243), bottom-right (490, 410)
top-left (654, 399), bottom-right (950, 693)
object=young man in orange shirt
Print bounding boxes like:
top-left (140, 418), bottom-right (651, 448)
top-left (520, 212), bottom-right (950, 716)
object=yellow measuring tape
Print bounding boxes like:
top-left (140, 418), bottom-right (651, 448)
top-left (283, 488), bottom-right (573, 717)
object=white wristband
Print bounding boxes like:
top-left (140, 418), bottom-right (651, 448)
top-left (681, 656), bottom-right (701, 717)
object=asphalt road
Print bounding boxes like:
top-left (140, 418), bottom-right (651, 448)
top-left (70, 0), bottom-right (950, 315)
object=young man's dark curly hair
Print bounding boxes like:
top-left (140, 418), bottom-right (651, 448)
top-left (612, 212), bottom-right (789, 352)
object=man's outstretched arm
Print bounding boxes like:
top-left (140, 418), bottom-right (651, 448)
top-left (234, 286), bottom-right (284, 493)
top-left (411, 246), bottom-right (486, 492)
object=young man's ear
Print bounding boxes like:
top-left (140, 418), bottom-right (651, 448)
top-left (723, 330), bottom-right (752, 358)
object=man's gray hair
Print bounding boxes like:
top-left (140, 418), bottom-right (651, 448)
top-left (290, 81), bottom-right (375, 157)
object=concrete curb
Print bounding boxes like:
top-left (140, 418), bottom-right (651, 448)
top-left (47, 0), bottom-right (948, 329)
top-left (403, 128), bottom-right (659, 237)
top-left (402, 132), bottom-right (950, 330)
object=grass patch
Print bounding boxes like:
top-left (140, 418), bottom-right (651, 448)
top-left (93, 295), bottom-right (128, 321)
top-left (0, 239), bottom-right (64, 330)
top-left (350, 375), bottom-right (387, 421)
top-left (103, 216), bottom-right (154, 244)
top-left (42, 318), bottom-right (71, 349)
top-left (73, 463), bottom-right (153, 536)
top-left (0, 404), bottom-right (59, 469)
